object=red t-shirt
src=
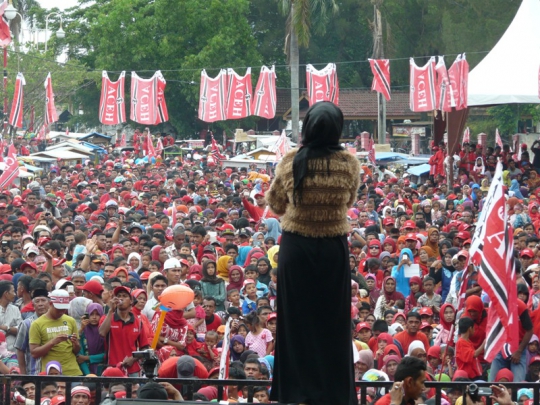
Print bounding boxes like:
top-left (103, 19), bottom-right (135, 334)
top-left (205, 314), bottom-right (222, 331)
top-left (394, 330), bottom-right (430, 354)
top-left (456, 337), bottom-right (482, 378)
top-left (99, 312), bottom-right (149, 374)
top-left (158, 356), bottom-right (209, 379)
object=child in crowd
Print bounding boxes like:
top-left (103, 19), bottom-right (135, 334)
top-left (363, 258), bottom-right (384, 289)
top-left (227, 288), bottom-right (243, 311)
top-left (417, 277), bottom-right (442, 314)
top-left (244, 311), bottom-right (274, 357)
top-left (187, 290), bottom-right (207, 335)
top-left (197, 330), bottom-right (219, 365)
top-left (244, 265), bottom-right (269, 297)
top-left (268, 268), bottom-right (277, 308)
top-left (241, 279), bottom-right (258, 315)
top-left (455, 317), bottom-right (484, 380)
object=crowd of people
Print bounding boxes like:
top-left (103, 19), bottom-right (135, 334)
top-left (0, 126), bottom-right (537, 405)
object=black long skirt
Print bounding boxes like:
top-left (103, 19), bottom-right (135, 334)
top-left (270, 231), bottom-right (356, 405)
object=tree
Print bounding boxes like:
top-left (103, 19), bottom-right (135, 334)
top-left (277, 0), bottom-right (338, 142)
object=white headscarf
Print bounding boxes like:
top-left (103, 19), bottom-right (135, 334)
top-left (406, 340), bottom-right (426, 357)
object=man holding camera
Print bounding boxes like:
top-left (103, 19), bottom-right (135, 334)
top-left (28, 289), bottom-right (82, 376)
top-left (99, 286), bottom-right (149, 377)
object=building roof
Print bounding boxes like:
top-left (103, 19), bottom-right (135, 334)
top-left (278, 89), bottom-right (421, 120)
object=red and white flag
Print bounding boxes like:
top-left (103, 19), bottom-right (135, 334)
top-left (469, 162), bottom-right (519, 361)
top-left (44, 73), bottom-right (58, 125)
top-left (146, 132), bottom-right (156, 159)
top-left (253, 65), bottom-right (277, 119)
top-left (273, 130), bottom-right (291, 162)
top-left (306, 63), bottom-right (339, 106)
top-left (435, 56), bottom-right (452, 112)
top-left (0, 144), bottom-right (19, 190)
top-left (226, 68), bottom-right (252, 120)
top-left (462, 127), bottom-right (470, 146)
top-left (198, 69), bottom-right (227, 123)
top-left (447, 54), bottom-right (469, 111)
top-left (369, 59), bottom-right (391, 101)
top-left (65, 127), bottom-right (69, 135)
top-left (99, 71), bottom-right (126, 126)
top-left (409, 57), bottom-right (437, 112)
top-left (120, 132), bottom-right (127, 147)
top-left (495, 128), bottom-right (503, 148)
top-left (9, 73), bottom-right (25, 129)
top-left (368, 136), bottom-right (376, 166)
top-left (155, 71), bottom-right (169, 124)
top-left (211, 134), bottom-right (226, 164)
top-left (0, 2), bottom-right (12, 47)
top-left (458, 53), bottom-right (469, 110)
top-left (155, 137), bottom-right (164, 156)
top-left (130, 72), bottom-right (158, 125)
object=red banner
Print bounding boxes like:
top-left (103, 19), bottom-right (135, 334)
top-left (306, 63), bottom-right (339, 106)
top-left (155, 71), bottom-right (169, 124)
top-left (0, 144), bottom-right (19, 190)
top-left (0, 2), bottom-right (11, 47)
top-left (99, 71), bottom-right (126, 125)
top-left (198, 69), bottom-right (227, 123)
top-left (211, 134), bottom-right (225, 163)
top-left (44, 73), bottom-right (58, 125)
top-left (447, 54), bottom-right (469, 111)
top-left (226, 68), bottom-right (252, 120)
top-left (470, 162), bottom-right (519, 361)
top-left (9, 73), bottom-right (25, 128)
top-left (409, 57), bottom-right (437, 112)
top-left (253, 65), bottom-right (277, 119)
top-left (147, 132), bottom-right (156, 159)
top-left (435, 56), bottom-right (452, 112)
top-left (369, 59), bottom-right (391, 101)
top-left (130, 72), bottom-right (158, 125)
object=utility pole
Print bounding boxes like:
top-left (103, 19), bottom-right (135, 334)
top-left (372, 0), bottom-right (386, 145)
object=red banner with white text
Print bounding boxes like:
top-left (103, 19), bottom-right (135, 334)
top-left (9, 73), bottom-right (25, 128)
top-left (253, 65), bottom-right (277, 119)
top-left (198, 69), bottom-right (227, 123)
top-left (99, 71), bottom-right (126, 126)
top-left (409, 57), bottom-right (437, 112)
top-left (226, 68), bottom-right (252, 120)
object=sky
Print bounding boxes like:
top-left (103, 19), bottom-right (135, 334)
top-left (38, 0), bottom-right (79, 10)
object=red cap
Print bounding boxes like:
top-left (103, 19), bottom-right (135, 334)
top-left (98, 184), bottom-right (106, 188)
top-left (140, 271), bottom-right (151, 281)
top-left (37, 237), bottom-right (51, 246)
top-left (420, 322), bottom-right (433, 330)
top-left (180, 259), bottom-right (190, 267)
top-left (529, 355), bottom-right (540, 365)
top-left (209, 198), bottom-right (218, 204)
top-left (419, 307), bottom-right (433, 316)
top-left (254, 193), bottom-right (265, 199)
top-left (113, 286), bottom-right (131, 296)
top-left (51, 395), bottom-right (66, 405)
top-left (78, 280), bottom-right (104, 295)
top-left (365, 220), bottom-right (376, 227)
top-left (355, 322), bottom-right (371, 332)
top-left (151, 224), bottom-right (164, 230)
top-left (20, 262), bottom-right (37, 272)
top-left (405, 233), bottom-right (418, 242)
top-left (383, 218), bottom-right (394, 226)
top-left (266, 313), bottom-right (277, 322)
top-left (403, 220), bottom-right (416, 229)
top-left (0, 264), bottom-right (11, 274)
top-left (521, 248), bottom-right (535, 258)
top-left (218, 224), bottom-right (235, 232)
top-left (457, 250), bottom-right (469, 260)
top-left (52, 258), bottom-right (66, 267)
top-left (456, 231), bottom-right (470, 240)
top-left (102, 366), bottom-right (127, 377)
top-left (0, 203), bottom-right (7, 209)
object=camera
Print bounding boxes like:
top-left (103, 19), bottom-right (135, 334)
top-left (467, 383), bottom-right (492, 402)
top-left (132, 349), bottom-right (159, 379)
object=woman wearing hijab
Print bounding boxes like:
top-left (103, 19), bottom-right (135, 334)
top-left (216, 255), bottom-right (232, 282)
top-left (68, 297), bottom-right (92, 330)
top-left (227, 265), bottom-right (244, 292)
top-left (264, 218), bottom-right (282, 241)
top-left (78, 303), bottom-right (105, 375)
top-left (424, 228), bottom-right (440, 257)
top-left (201, 260), bottom-right (226, 311)
top-left (510, 179), bottom-right (525, 199)
top-left (366, 239), bottom-right (382, 259)
top-left (128, 252), bottom-right (143, 274)
top-left (430, 245), bottom-right (457, 303)
top-left (266, 102), bottom-right (360, 405)
top-left (267, 245), bottom-right (280, 269)
top-left (131, 289), bottom-right (153, 346)
top-left (230, 334), bottom-right (246, 361)
top-left (374, 276), bottom-right (405, 319)
top-left (243, 248), bottom-right (265, 268)
top-left (256, 257), bottom-right (272, 286)
top-left (187, 264), bottom-right (203, 281)
top-left (391, 248), bottom-right (415, 296)
top-left (382, 238), bottom-right (397, 256)
top-left (433, 303), bottom-right (456, 347)
top-left (404, 276), bottom-right (423, 313)
top-left (355, 349), bottom-right (374, 380)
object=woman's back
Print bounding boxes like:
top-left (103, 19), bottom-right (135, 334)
top-left (267, 149), bottom-right (360, 238)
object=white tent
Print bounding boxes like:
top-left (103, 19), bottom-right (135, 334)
top-left (468, 0), bottom-right (540, 106)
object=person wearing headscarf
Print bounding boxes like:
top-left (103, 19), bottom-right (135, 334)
top-left (406, 340), bottom-right (426, 358)
top-left (68, 297), bottom-right (92, 330)
top-left (404, 276), bottom-right (423, 313)
top-left (243, 248), bottom-right (265, 268)
top-left (510, 179), bottom-right (525, 199)
top-left (374, 276), bottom-right (405, 319)
top-left (424, 228), bottom-right (440, 257)
top-left (381, 354), bottom-right (401, 381)
top-left (267, 245), bottom-right (280, 269)
top-left (264, 218), bottom-right (282, 241)
top-left (365, 273), bottom-right (380, 309)
top-left (201, 260), bottom-right (226, 311)
top-left (433, 303), bottom-right (456, 347)
top-left (366, 239), bottom-right (382, 259)
top-left (230, 334), bottom-right (246, 361)
top-left (151, 245), bottom-right (166, 270)
top-left (216, 255), bottom-right (232, 282)
top-left (131, 289), bottom-right (153, 347)
top-left (355, 349), bottom-right (374, 380)
top-left (382, 238), bottom-right (396, 256)
top-left (463, 296), bottom-right (487, 353)
top-left (128, 252), bottom-right (143, 274)
top-left (78, 303), bottom-right (105, 375)
top-left (391, 248), bottom-right (415, 297)
top-left (227, 265), bottom-right (244, 292)
top-left (187, 264), bottom-right (203, 281)
top-left (256, 257), bottom-right (272, 287)
top-left (266, 102), bottom-right (360, 405)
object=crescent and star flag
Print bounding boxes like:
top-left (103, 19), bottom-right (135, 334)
top-left (99, 71), bottom-right (126, 125)
top-left (226, 68), bottom-right (252, 120)
top-left (409, 57), bottom-right (437, 112)
top-left (0, 2), bottom-right (12, 47)
top-left (495, 128), bottom-right (503, 148)
top-left (154, 71), bottom-right (169, 124)
top-left (253, 65), bottom-right (277, 119)
top-left (469, 161), bottom-right (519, 361)
top-left (130, 72), bottom-right (158, 125)
top-left (0, 144), bottom-right (19, 190)
top-left (369, 59), bottom-right (391, 101)
top-left (306, 63), bottom-right (339, 106)
top-left (435, 56), bottom-right (452, 112)
top-left (198, 69), bottom-right (227, 123)
top-left (9, 73), bottom-right (25, 128)
top-left (44, 73), bottom-right (58, 125)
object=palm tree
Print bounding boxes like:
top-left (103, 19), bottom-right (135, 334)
top-left (277, 0), bottom-right (338, 142)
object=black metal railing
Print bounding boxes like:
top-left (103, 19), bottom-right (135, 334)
top-left (1, 374), bottom-right (539, 404)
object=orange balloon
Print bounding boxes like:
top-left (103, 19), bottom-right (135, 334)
top-left (158, 285), bottom-right (194, 310)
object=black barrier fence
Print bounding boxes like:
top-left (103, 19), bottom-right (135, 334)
top-left (1, 374), bottom-right (540, 404)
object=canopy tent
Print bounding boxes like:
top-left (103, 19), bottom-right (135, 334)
top-left (467, 0), bottom-right (540, 106)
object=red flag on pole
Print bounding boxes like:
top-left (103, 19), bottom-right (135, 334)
top-left (211, 134), bottom-right (226, 164)
top-left (99, 71), bottom-right (126, 125)
top-left (273, 130), bottom-right (290, 162)
top-left (0, 144), bottom-right (19, 190)
top-left (495, 128), bottom-right (503, 148)
top-left (155, 138), bottom-right (164, 156)
top-left (0, 2), bottom-right (12, 47)
top-left (462, 127), bottom-right (470, 146)
top-left (469, 162), bottom-right (519, 361)
top-left (253, 65), bottom-right (277, 119)
top-left (44, 73), bottom-right (58, 125)
top-left (369, 59), bottom-right (391, 101)
top-left (368, 136), bottom-right (376, 166)
top-left (120, 132), bottom-right (127, 147)
top-left (146, 131), bottom-right (156, 159)
top-left (435, 56), bottom-right (453, 112)
top-left (155, 71), bottom-right (169, 124)
top-left (9, 73), bottom-right (25, 128)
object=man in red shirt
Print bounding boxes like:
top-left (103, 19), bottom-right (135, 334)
top-left (99, 286), bottom-right (149, 377)
top-left (21, 193), bottom-right (39, 224)
top-left (203, 297), bottom-right (222, 331)
top-left (241, 192), bottom-right (279, 222)
top-left (394, 312), bottom-right (430, 355)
